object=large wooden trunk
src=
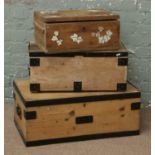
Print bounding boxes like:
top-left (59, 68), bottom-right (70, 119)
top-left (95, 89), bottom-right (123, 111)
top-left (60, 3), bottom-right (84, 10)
top-left (14, 79), bottom-right (141, 147)
top-left (29, 42), bottom-right (128, 92)
top-left (34, 10), bottom-right (120, 53)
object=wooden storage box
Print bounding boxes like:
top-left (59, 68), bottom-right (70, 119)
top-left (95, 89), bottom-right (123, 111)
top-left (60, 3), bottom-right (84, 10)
top-left (34, 10), bottom-right (120, 53)
top-left (29, 42), bottom-right (128, 92)
top-left (14, 79), bottom-right (141, 147)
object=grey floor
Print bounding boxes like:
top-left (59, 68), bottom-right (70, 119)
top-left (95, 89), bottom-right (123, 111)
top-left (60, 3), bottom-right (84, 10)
top-left (5, 104), bottom-right (151, 155)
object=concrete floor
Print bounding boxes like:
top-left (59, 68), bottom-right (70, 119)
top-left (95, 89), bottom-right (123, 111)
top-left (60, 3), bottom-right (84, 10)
top-left (5, 104), bottom-right (150, 155)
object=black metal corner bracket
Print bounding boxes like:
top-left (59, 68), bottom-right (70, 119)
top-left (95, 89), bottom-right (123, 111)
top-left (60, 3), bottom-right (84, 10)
top-left (117, 83), bottom-right (127, 91)
top-left (30, 83), bottom-right (40, 92)
top-left (131, 102), bottom-right (141, 110)
top-left (30, 58), bottom-right (40, 66)
top-left (118, 58), bottom-right (128, 66)
top-left (74, 81), bottom-right (82, 92)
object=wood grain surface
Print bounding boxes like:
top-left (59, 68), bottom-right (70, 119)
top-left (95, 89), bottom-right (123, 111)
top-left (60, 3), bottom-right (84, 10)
top-left (30, 56), bottom-right (127, 91)
top-left (34, 10), bottom-right (120, 53)
top-left (34, 10), bottom-right (119, 23)
top-left (14, 79), bottom-right (140, 142)
top-left (14, 79), bottom-right (138, 102)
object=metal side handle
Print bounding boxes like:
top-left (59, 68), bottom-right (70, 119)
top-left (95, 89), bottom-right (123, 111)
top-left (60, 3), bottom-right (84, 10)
top-left (76, 115), bottom-right (93, 124)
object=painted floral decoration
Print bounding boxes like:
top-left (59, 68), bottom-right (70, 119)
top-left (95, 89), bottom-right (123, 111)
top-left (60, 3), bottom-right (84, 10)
top-left (51, 31), bottom-right (63, 46)
top-left (91, 27), bottom-right (113, 44)
top-left (70, 33), bottom-right (83, 44)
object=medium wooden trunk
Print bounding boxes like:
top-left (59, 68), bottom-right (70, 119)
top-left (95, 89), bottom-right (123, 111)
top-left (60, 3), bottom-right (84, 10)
top-left (29, 42), bottom-right (128, 92)
top-left (34, 10), bottom-right (120, 53)
top-left (14, 79), bottom-right (141, 147)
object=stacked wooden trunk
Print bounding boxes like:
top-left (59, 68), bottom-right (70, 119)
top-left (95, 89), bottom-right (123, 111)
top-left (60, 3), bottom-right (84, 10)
top-left (14, 10), bottom-right (141, 147)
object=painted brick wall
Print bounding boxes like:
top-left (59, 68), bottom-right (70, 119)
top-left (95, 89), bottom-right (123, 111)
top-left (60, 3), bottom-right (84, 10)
top-left (4, 0), bottom-right (151, 105)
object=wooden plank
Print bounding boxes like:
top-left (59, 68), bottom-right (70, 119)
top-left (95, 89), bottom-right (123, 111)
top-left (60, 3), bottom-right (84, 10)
top-left (30, 56), bottom-right (127, 91)
top-left (45, 20), bottom-right (120, 52)
top-left (14, 91), bottom-right (27, 140)
top-left (29, 42), bottom-right (128, 54)
top-left (34, 10), bottom-right (119, 23)
top-left (14, 79), bottom-right (139, 102)
top-left (34, 20), bottom-right (120, 52)
top-left (26, 98), bottom-right (140, 141)
top-left (34, 22), bottom-right (46, 52)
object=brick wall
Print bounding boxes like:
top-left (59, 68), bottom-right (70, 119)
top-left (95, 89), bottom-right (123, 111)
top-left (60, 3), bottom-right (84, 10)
top-left (4, 0), bottom-right (151, 105)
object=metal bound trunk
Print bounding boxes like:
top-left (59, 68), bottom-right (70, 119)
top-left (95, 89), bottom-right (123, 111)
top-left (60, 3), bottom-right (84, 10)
top-left (14, 79), bottom-right (141, 147)
top-left (34, 10), bottom-right (120, 53)
top-left (29, 42), bottom-right (128, 92)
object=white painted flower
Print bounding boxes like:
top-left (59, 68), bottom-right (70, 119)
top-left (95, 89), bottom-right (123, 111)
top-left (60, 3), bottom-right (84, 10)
top-left (77, 40), bottom-right (81, 44)
top-left (70, 33), bottom-right (83, 44)
top-left (106, 35), bottom-right (111, 41)
top-left (96, 32), bottom-right (100, 37)
top-left (57, 39), bottom-right (63, 46)
top-left (54, 31), bottom-right (59, 36)
top-left (99, 36), bottom-right (104, 44)
top-left (103, 35), bottom-right (109, 42)
top-left (77, 36), bottom-right (83, 44)
top-left (91, 27), bottom-right (113, 44)
top-left (106, 30), bottom-right (112, 36)
top-left (51, 30), bottom-right (63, 46)
top-left (51, 35), bottom-right (58, 41)
top-left (70, 33), bottom-right (78, 41)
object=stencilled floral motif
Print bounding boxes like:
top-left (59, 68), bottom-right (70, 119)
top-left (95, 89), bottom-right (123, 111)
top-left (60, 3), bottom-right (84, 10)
top-left (51, 31), bottom-right (63, 46)
top-left (91, 27), bottom-right (113, 44)
top-left (70, 33), bottom-right (83, 44)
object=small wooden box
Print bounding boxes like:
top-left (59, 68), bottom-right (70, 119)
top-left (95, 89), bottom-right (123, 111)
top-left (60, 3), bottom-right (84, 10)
top-left (29, 42), bottom-right (128, 92)
top-left (14, 79), bottom-right (141, 147)
top-left (34, 10), bottom-right (120, 53)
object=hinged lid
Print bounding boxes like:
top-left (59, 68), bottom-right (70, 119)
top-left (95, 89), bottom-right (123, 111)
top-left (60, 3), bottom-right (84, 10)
top-left (34, 9), bottom-right (119, 23)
